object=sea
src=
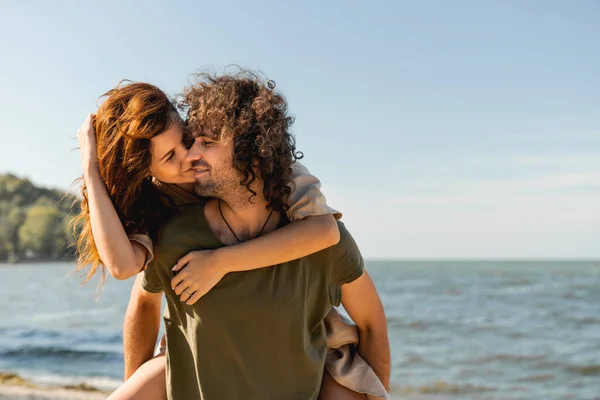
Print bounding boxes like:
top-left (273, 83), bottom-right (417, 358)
top-left (1, 261), bottom-right (599, 400)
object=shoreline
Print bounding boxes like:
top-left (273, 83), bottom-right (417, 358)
top-left (0, 373), bottom-right (111, 400)
top-left (0, 385), bottom-right (109, 400)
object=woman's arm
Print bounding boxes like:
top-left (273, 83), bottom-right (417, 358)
top-left (172, 162), bottom-right (341, 305)
top-left (172, 214), bottom-right (340, 304)
top-left (213, 214), bottom-right (340, 270)
top-left (79, 114), bottom-right (147, 280)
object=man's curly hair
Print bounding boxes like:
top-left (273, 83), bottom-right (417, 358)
top-left (180, 69), bottom-right (302, 212)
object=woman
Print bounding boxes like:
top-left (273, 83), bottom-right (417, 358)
top-left (74, 81), bottom-right (388, 400)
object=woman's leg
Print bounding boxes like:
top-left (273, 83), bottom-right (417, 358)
top-left (106, 354), bottom-right (166, 400)
top-left (319, 368), bottom-right (368, 400)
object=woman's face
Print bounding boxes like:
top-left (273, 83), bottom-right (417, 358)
top-left (148, 115), bottom-right (196, 184)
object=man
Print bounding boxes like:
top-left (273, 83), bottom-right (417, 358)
top-left (122, 71), bottom-right (389, 399)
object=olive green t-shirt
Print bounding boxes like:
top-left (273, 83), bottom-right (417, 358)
top-left (142, 203), bottom-right (364, 400)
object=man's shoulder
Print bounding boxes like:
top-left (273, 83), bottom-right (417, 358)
top-left (310, 221), bottom-right (359, 261)
top-left (332, 221), bottom-right (363, 269)
top-left (334, 221), bottom-right (356, 250)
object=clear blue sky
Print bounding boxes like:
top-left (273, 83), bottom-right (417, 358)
top-left (1, 0), bottom-right (598, 259)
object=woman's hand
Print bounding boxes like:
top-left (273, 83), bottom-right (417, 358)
top-left (77, 113), bottom-right (98, 172)
top-left (171, 250), bottom-right (229, 305)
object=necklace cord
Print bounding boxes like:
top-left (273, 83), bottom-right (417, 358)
top-left (218, 199), bottom-right (274, 244)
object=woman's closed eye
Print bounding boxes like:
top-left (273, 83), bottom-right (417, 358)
top-left (163, 151), bottom-right (175, 163)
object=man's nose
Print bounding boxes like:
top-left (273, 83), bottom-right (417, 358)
top-left (185, 139), bottom-right (203, 162)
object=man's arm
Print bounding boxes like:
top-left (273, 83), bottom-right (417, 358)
top-left (341, 270), bottom-right (391, 390)
top-left (123, 274), bottom-right (163, 380)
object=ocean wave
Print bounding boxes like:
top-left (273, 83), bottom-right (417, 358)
top-left (572, 317), bottom-right (600, 326)
top-left (29, 308), bottom-right (118, 321)
top-left (567, 364), bottom-right (600, 376)
top-left (21, 372), bottom-right (122, 391)
top-left (402, 353), bottom-right (438, 366)
top-left (0, 327), bottom-right (61, 339)
top-left (0, 371), bottom-right (120, 392)
top-left (386, 316), bottom-right (460, 331)
top-left (500, 278), bottom-right (532, 287)
top-left (0, 326), bottom-right (121, 344)
top-left (1, 346), bottom-right (121, 362)
top-left (531, 360), bottom-right (600, 377)
top-left (517, 374), bottom-right (555, 382)
top-left (391, 381), bottom-right (495, 395)
top-left (465, 353), bottom-right (547, 365)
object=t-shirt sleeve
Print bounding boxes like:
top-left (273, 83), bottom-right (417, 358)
top-left (141, 259), bottom-right (164, 294)
top-left (128, 233), bottom-right (154, 268)
top-left (328, 222), bottom-right (364, 307)
top-left (285, 162), bottom-right (342, 221)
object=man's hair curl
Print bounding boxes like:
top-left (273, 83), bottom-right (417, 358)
top-left (180, 68), bottom-right (302, 211)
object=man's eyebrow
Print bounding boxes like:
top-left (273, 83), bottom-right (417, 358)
top-left (159, 149), bottom-right (175, 162)
top-left (198, 131), bottom-right (220, 140)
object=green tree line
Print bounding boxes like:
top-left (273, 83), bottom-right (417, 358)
top-left (0, 174), bottom-right (80, 262)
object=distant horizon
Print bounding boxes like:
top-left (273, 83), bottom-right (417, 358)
top-left (2, 172), bottom-right (598, 261)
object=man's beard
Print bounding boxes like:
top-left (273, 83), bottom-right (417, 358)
top-left (194, 171), bottom-right (252, 208)
top-left (194, 179), bottom-right (224, 198)
top-left (192, 160), bottom-right (228, 198)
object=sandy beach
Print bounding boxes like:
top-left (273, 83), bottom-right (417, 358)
top-left (0, 374), bottom-right (110, 400)
top-left (0, 385), bottom-right (108, 400)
